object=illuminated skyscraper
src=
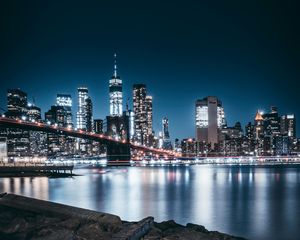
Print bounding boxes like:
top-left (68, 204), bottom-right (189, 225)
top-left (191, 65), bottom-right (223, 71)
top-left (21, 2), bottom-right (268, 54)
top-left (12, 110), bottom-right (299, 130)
top-left (5, 89), bottom-right (30, 157)
top-left (133, 84), bottom-right (147, 144)
top-left (6, 89), bottom-right (28, 119)
top-left (162, 117), bottom-right (170, 139)
top-left (281, 114), bottom-right (296, 139)
top-left (162, 117), bottom-right (172, 150)
top-left (145, 95), bottom-right (154, 146)
top-left (85, 97), bottom-right (93, 132)
top-left (76, 87), bottom-right (89, 130)
top-left (56, 94), bottom-right (73, 127)
top-left (109, 53), bottom-right (123, 116)
top-left (27, 104), bottom-right (41, 122)
top-left (195, 96), bottom-right (225, 148)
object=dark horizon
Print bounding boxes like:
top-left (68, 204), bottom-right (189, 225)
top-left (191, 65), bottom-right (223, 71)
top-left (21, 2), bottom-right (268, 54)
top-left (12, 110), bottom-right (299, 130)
top-left (1, 1), bottom-right (300, 139)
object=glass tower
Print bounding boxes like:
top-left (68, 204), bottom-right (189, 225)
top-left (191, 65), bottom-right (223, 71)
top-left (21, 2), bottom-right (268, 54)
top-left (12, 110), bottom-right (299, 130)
top-left (109, 53), bottom-right (123, 116)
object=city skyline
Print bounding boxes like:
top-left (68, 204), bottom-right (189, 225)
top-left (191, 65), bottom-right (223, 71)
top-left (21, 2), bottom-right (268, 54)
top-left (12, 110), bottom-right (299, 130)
top-left (1, 1), bottom-right (300, 139)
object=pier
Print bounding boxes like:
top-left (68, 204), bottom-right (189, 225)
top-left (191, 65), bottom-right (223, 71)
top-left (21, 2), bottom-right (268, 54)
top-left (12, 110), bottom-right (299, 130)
top-left (0, 163), bottom-right (74, 177)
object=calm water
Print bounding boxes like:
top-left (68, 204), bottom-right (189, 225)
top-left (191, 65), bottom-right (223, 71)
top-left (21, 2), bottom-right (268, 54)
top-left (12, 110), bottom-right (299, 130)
top-left (1, 164), bottom-right (300, 240)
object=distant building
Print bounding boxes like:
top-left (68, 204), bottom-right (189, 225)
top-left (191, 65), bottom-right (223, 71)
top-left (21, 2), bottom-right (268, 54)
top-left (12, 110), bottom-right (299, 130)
top-left (145, 95), bottom-right (153, 145)
top-left (27, 103), bottom-right (46, 157)
top-left (263, 106), bottom-right (280, 137)
top-left (181, 138), bottom-right (196, 157)
top-left (56, 94), bottom-right (73, 127)
top-left (195, 96), bottom-right (226, 149)
top-left (174, 138), bottom-right (181, 153)
top-left (4, 89), bottom-right (30, 157)
top-left (245, 122), bottom-right (255, 154)
top-left (109, 53), bottom-right (123, 116)
top-left (219, 122), bottom-right (243, 156)
top-left (76, 87), bottom-right (89, 130)
top-left (0, 137), bottom-right (7, 163)
top-left (45, 106), bottom-right (68, 127)
top-left (85, 97), bottom-right (93, 132)
top-left (94, 119), bottom-right (104, 134)
top-left (45, 106), bottom-right (68, 156)
top-left (262, 106), bottom-right (281, 155)
top-left (27, 104), bottom-right (41, 122)
top-left (128, 110), bottom-right (135, 140)
top-left (162, 117), bottom-right (172, 150)
top-left (6, 89), bottom-right (28, 119)
top-left (254, 111), bottom-right (264, 156)
top-left (281, 114), bottom-right (296, 139)
top-left (274, 135), bottom-right (290, 155)
top-left (133, 84), bottom-right (147, 145)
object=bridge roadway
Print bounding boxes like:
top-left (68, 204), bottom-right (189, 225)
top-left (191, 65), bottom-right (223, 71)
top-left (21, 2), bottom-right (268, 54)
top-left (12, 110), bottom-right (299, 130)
top-left (0, 117), bottom-right (178, 162)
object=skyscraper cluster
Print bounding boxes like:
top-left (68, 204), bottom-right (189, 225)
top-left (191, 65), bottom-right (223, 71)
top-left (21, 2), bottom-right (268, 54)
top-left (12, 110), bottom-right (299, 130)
top-left (180, 98), bottom-right (298, 157)
top-left (1, 55), bottom-right (299, 160)
top-left (0, 54), bottom-right (169, 160)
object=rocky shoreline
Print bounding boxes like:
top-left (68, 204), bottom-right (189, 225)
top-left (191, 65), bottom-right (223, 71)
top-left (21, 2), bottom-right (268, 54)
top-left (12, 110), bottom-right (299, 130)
top-left (0, 193), bottom-right (245, 240)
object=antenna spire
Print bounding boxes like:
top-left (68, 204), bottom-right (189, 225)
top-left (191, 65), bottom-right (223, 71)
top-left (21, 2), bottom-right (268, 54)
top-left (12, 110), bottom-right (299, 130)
top-left (114, 53), bottom-right (117, 77)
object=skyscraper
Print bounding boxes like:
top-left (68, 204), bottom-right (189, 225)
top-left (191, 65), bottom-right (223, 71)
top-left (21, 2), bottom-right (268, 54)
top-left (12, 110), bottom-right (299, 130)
top-left (94, 119), bottom-right (104, 134)
top-left (263, 106), bottom-right (280, 137)
top-left (162, 117), bottom-right (170, 139)
top-left (5, 89), bottom-right (30, 157)
top-left (281, 114), bottom-right (296, 139)
top-left (27, 104), bottom-right (41, 122)
top-left (195, 96), bottom-right (226, 148)
top-left (145, 96), bottom-right (153, 137)
top-left (76, 87), bottom-right (89, 130)
top-left (85, 97), bottom-right (93, 132)
top-left (145, 95), bottom-right (154, 146)
top-left (109, 53), bottom-right (123, 116)
top-left (133, 84), bottom-right (147, 145)
top-left (162, 117), bottom-right (172, 150)
top-left (56, 94), bottom-right (73, 127)
top-left (6, 89), bottom-right (28, 119)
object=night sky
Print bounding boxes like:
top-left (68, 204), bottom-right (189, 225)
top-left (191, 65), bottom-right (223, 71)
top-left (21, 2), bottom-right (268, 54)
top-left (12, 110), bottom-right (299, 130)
top-left (1, 1), bottom-right (300, 139)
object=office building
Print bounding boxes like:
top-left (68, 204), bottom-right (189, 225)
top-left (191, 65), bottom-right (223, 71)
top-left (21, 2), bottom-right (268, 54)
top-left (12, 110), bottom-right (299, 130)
top-left (94, 119), bottom-right (104, 134)
top-left (76, 87), bottom-right (89, 130)
top-left (133, 84), bottom-right (147, 145)
top-left (195, 96), bottom-right (226, 149)
top-left (27, 104), bottom-right (41, 122)
top-left (162, 117), bottom-right (173, 150)
top-left (85, 97), bottom-right (93, 132)
top-left (281, 114), bottom-right (296, 139)
top-left (6, 89), bottom-right (28, 119)
top-left (56, 94), bottom-right (73, 127)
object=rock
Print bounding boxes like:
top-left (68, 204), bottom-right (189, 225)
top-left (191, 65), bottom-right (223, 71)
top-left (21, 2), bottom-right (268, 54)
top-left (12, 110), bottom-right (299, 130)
top-left (186, 223), bottom-right (209, 233)
top-left (154, 220), bottom-right (185, 231)
top-left (0, 194), bottom-right (246, 240)
top-left (31, 227), bottom-right (75, 240)
top-left (76, 222), bottom-right (111, 239)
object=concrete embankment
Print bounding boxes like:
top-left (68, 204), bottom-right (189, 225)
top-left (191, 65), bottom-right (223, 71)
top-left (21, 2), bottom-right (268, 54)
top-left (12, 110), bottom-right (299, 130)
top-left (0, 193), bottom-right (245, 240)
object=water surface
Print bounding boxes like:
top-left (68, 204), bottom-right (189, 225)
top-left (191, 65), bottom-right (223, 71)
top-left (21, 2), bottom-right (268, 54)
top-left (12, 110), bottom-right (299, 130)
top-left (1, 164), bottom-right (300, 240)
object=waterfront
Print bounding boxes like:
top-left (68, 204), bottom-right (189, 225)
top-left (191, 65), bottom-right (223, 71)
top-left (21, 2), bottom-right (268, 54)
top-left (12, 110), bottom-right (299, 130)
top-left (1, 164), bottom-right (300, 240)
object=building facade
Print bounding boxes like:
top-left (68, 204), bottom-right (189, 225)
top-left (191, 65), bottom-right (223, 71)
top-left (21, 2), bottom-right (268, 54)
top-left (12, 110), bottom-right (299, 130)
top-left (133, 84), bottom-right (147, 145)
top-left (195, 96), bottom-right (226, 149)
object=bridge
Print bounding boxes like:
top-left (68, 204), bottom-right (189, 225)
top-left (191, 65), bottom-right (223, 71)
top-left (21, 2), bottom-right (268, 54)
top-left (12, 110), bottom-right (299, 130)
top-left (0, 117), bottom-right (179, 164)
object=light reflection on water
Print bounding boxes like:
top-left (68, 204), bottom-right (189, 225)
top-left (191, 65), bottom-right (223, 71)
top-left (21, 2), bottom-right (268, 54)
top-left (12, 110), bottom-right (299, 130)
top-left (1, 165), bottom-right (300, 240)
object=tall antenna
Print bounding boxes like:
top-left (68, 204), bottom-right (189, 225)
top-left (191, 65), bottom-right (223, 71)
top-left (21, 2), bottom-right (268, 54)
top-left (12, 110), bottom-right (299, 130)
top-left (114, 53), bottom-right (117, 77)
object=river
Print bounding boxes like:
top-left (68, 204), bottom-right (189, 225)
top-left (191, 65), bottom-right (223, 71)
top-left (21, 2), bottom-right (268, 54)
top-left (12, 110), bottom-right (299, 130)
top-left (1, 164), bottom-right (300, 240)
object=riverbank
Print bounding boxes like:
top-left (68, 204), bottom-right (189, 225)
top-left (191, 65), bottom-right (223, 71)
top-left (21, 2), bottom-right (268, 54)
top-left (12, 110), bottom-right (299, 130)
top-left (0, 193), bottom-right (245, 240)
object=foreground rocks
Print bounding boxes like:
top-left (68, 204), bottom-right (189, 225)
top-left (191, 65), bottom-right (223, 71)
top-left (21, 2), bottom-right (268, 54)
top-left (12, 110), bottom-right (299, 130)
top-left (144, 220), bottom-right (245, 240)
top-left (0, 193), bottom-right (245, 240)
